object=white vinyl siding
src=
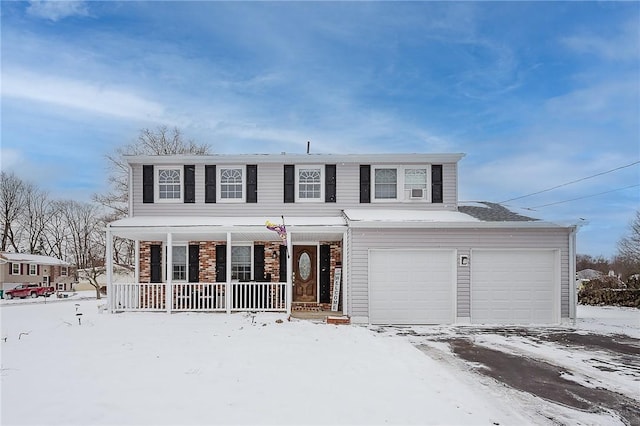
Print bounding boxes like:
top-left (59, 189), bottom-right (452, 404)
top-left (349, 228), bottom-right (571, 322)
top-left (131, 162), bottom-right (459, 216)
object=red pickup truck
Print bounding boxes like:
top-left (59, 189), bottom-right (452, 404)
top-left (3, 283), bottom-right (55, 299)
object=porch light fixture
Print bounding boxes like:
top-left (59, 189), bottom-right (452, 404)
top-left (459, 255), bottom-right (469, 267)
top-left (272, 251), bottom-right (278, 259)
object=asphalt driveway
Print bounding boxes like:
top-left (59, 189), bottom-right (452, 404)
top-left (375, 324), bottom-right (640, 425)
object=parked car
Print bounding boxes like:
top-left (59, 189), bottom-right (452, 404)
top-left (3, 283), bottom-right (55, 299)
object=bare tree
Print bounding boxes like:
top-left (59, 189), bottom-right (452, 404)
top-left (616, 210), bottom-right (640, 274)
top-left (18, 184), bottom-right (53, 254)
top-left (59, 200), bottom-right (104, 299)
top-left (93, 126), bottom-right (211, 220)
top-left (0, 172), bottom-right (27, 251)
top-left (93, 126), bottom-right (211, 267)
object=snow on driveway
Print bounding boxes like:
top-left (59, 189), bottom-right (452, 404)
top-left (2, 300), bottom-right (534, 426)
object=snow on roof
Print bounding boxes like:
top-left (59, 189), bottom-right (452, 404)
top-left (109, 216), bottom-right (347, 228)
top-left (343, 209), bottom-right (480, 223)
top-left (0, 252), bottom-right (70, 266)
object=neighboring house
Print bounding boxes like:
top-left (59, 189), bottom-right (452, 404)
top-left (76, 264), bottom-right (135, 291)
top-left (105, 153), bottom-right (578, 325)
top-left (0, 252), bottom-right (75, 292)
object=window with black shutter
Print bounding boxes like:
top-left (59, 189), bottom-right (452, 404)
top-left (432, 165), bottom-right (443, 203)
top-left (360, 165), bottom-right (371, 203)
top-left (205, 165), bottom-right (216, 203)
top-left (184, 165), bottom-right (195, 203)
top-left (188, 244), bottom-right (199, 282)
top-left (284, 164), bottom-right (295, 203)
top-left (150, 245), bottom-right (162, 283)
top-left (246, 165), bottom-right (257, 203)
top-left (143, 165), bottom-right (154, 203)
top-left (215, 244), bottom-right (226, 282)
top-left (325, 165), bottom-right (336, 203)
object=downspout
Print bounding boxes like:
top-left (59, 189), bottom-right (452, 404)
top-left (226, 232), bottom-right (232, 314)
top-left (106, 225), bottom-right (113, 313)
top-left (569, 226), bottom-right (577, 322)
top-left (166, 232), bottom-right (173, 314)
top-left (286, 231), bottom-right (293, 315)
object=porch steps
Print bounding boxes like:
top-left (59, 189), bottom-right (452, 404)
top-left (326, 316), bottom-right (351, 325)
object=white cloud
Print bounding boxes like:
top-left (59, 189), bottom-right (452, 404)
top-left (2, 69), bottom-right (166, 122)
top-left (562, 19), bottom-right (640, 62)
top-left (26, 0), bottom-right (89, 22)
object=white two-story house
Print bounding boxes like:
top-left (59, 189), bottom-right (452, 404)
top-left (106, 153), bottom-right (578, 325)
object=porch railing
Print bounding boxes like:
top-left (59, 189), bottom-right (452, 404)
top-left (109, 282), bottom-right (287, 313)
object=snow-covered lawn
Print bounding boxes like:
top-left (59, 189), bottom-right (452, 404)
top-left (1, 300), bottom-right (637, 425)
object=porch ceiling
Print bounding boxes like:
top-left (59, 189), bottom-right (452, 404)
top-left (107, 216), bottom-right (346, 243)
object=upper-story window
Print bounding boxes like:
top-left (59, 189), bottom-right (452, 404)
top-left (295, 166), bottom-right (324, 202)
top-left (219, 167), bottom-right (245, 202)
top-left (29, 264), bottom-right (37, 275)
top-left (374, 168), bottom-right (397, 199)
top-left (404, 168), bottom-right (427, 200)
top-left (156, 166), bottom-right (182, 202)
top-left (61, 266), bottom-right (68, 276)
top-left (11, 263), bottom-right (20, 275)
top-left (372, 166), bottom-right (431, 202)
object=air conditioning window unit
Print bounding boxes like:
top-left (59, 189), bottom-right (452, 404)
top-left (410, 188), bottom-right (424, 199)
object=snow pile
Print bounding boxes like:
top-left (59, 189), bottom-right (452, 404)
top-left (1, 301), bottom-right (529, 425)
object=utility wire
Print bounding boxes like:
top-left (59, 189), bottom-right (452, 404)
top-left (524, 184), bottom-right (639, 209)
top-left (499, 160), bottom-right (640, 203)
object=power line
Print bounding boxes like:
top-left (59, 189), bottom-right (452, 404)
top-left (524, 184), bottom-right (639, 209)
top-left (499, 160), bottom-right (640, 203)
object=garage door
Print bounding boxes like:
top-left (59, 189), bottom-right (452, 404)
top-left (369, 249), bottom-right (455, 324)
top-left (471, 250), bottom-right (559, 324)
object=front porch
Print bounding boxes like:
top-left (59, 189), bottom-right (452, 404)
top-left (106, 216), bottom-right (347, 315)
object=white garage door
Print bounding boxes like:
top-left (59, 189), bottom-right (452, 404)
top-left (369, 249), bottom-right (455, 325)
top-left (471, 250), bottom-right (559, 324)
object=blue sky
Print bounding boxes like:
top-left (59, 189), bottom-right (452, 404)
top-left (1, 1), bottom-right (638, 258)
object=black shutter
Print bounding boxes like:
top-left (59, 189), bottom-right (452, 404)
top-left (325, 164), bottom-right (336, 203)
top-left (253, 245), bottom-right (265, 282)
top-left (215, 244), bottom-right (226, 282)
top-left (319, 244), bottom-right (331, 303)
top-left (432, 165), bottom-right (443, 203)
top-left (184, 165), bottom-right (195, 203)
top-left (279, 245), bottom-right (287, 281)
top-left (9, 263), bottom-right (13, 275)
top-left (360, 165), bottom-right (371, 203)
top-left (246, 165), bottom-right (257, 203)
top-left (205, 165), bottom-right (216, 203)
top-left (150, 245), bottom-right (162, 283)
top-left (143, 165), bottom-right (154, 203)
top-left (284, 164), bottom-right (295, 203)
top-left (188, 244), bottom-right (199, 283)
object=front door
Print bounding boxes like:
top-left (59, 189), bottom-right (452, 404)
top-left (293, 245), bottom-right (317, 303)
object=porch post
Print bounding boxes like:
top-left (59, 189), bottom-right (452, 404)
top-left (106, 226), bottom-right (113, 313)
top-left (286, 231), bottom-right (293, 315)
top-left (226, 232), bottom-right (232, 314)
top-left (342, 231), bottom-right (347, 316)
top-left (134, 240), bottom-right (140, 284)
top-left (166, 232), bottom-right (173, 313)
